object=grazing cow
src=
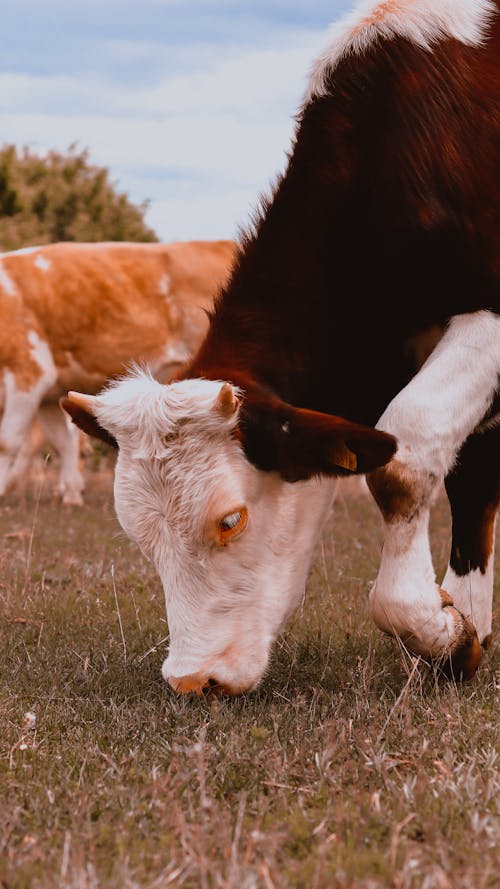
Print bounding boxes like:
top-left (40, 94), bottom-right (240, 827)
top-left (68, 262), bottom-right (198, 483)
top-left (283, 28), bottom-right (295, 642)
top-left (65, 0), bottom-right (499, 693)
top-left (0, 240), bottom-right (237, 503)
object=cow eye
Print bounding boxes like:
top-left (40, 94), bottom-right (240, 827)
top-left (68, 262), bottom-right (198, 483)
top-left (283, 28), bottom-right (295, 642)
top-left (217, 507), bottom-right (248, 545)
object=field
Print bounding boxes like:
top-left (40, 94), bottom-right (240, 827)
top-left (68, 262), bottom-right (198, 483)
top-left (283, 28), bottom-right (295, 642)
top-left (1, 458), bottom-right (498, 889)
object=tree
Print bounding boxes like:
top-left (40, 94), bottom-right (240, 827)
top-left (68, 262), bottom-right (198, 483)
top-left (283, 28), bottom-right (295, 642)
top-left (0, 144), bottom-right (158, 251)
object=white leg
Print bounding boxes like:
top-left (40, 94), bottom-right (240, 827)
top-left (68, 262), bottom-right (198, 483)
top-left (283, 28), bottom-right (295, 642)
top-left (6, 417), bottom-right (45, 489)
top-left (0, 334), bottom-right (57, 497)
top-left (442, 560), bottom-right (495, 646)
top-left (39, 404), bottom-right (85, 505)
top-left (368, 311), bottom-right (500, 678)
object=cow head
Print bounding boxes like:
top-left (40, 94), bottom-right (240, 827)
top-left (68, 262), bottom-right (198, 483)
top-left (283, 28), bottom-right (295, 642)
top-left (63, 371), bottom-right (396, 695)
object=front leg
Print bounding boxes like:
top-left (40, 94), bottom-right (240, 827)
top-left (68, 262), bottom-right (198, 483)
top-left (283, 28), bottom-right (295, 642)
top-left (367, 311), bottom-right (500, 679)
top-left (368, 451), bottom-right (482, 678)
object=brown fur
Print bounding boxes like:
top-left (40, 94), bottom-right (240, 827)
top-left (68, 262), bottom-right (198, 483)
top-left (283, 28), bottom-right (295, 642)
top-left (185, 18), bottom-right (499, 480)
top-left (0, 240), bottom-right (238, 397)
top-left (445, 414), bottom-right (500, 575)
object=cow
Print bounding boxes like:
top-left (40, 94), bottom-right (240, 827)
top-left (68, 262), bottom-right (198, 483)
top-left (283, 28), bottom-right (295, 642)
top-left (0, 240), bottom-right (237, 504)
top-left (64, 0), bottom-right (500, 694)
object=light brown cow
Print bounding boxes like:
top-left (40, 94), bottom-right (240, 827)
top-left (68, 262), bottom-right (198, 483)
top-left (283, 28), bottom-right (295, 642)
top-left (0, 240), bottom-right (237, 504)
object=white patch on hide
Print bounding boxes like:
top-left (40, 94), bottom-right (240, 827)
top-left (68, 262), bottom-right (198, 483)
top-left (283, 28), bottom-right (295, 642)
top-left (34, 254), bottom-right (51, 272)
top-left (159, 273), bottom-right (170, 295)
top-left (3, 245), bottom-right (40, 256)
top-left (442, 557), bottom-right (495, 645)
top-left (0, 261), bottom-right (17, 297)
top-left (0, 331), bottom-right (57, 495)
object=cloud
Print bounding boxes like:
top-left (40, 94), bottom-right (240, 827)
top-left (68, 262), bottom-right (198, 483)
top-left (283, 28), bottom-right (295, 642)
top-left (0, 32), bottom-right (323, 118)
top-left (1, 1), bottom-right (349, 78)
top-left (0, 1), bottom-right (352, 241)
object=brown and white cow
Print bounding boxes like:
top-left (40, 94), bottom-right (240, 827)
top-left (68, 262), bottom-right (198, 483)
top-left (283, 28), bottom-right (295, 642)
top-left (0, 240), bottom-right (237, 503)
top-left (65, 0), bottom-right (499, 692)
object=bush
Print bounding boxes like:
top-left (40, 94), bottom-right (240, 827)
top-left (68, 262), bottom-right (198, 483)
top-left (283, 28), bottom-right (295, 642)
top-left (0, 143), bottom-right (158, 250)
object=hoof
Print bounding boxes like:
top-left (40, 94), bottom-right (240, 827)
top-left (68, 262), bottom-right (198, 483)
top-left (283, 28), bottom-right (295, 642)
top-left (437, 610), bottom-right (483, 681)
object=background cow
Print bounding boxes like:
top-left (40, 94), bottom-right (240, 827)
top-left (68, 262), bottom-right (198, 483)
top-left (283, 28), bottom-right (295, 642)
top-left (65, 0), bottom-right (499, 691)
top-left (0, 240), bottom-right (237, 503)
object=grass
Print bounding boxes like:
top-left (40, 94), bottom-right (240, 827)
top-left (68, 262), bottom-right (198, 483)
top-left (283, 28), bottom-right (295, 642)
top-left (0, 464), bottom-right (498, 889)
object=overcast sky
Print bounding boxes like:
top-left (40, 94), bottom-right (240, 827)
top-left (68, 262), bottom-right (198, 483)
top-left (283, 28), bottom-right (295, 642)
top-left (1, 1), bottom-right (351, 242)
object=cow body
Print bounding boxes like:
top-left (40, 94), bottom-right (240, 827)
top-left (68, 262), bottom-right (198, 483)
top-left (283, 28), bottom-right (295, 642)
top-left (66, 0), bottom-right (499, 691)
top-left (0, 240), bottom-right (237, 502)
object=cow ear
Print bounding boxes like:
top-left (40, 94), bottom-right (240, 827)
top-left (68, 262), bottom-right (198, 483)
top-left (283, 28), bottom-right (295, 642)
top-left (238, 392), bottom-right (397, 482)
top-left (60, 394), bottom-right (118, 449)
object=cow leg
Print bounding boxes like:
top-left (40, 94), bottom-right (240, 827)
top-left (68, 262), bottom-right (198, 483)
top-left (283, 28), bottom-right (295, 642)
top-left (6, 418), bottom-right (46, 490)
top-left (367, 311), bottom-right (500, 679)
top-left (39, 404), bottom-right (85, 506)
top-left (442, 421), bottom-right (500, 650)
top-left (0, 336), bottom-right (57, 497)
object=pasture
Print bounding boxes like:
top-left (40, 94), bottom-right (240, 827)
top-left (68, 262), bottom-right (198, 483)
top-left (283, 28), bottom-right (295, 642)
top-left (1, 458), bottom-right (498, 889)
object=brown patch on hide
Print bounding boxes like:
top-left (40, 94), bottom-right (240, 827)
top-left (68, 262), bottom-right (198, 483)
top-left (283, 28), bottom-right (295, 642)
top-left (445, 421), bottom-right (500, 576)
top-left (185, 19), bottom-right (499, 449)
top-left (1, 240), bottom-right (237, 403)
top-left (218, 376), bottom-right (397, 483)
top-left (60, 397), bottom-right (117, 449)
top-left (439, 588), bottom-right (454, 608)
top-left (0, 295), bottom-right (47, 392)
top-left (367, 459), bottom-right (427, 524)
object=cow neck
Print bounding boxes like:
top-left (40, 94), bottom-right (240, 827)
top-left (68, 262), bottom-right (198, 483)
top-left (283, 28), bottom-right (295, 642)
top-left (186, 33), bottom-right (498, 426)
top-left (185, 146), bottom-right (401, 421)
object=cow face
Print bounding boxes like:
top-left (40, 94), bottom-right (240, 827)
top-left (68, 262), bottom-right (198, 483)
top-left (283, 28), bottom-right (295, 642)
top-left (64, 372), bottom-right (396, 695)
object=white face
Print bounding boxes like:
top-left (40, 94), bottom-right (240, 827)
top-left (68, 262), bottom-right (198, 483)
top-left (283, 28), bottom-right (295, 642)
top-left (89, 372), bottom-right (337, 694)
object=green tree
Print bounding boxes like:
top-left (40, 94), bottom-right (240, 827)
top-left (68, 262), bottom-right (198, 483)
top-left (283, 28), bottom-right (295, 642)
top-left (0, 144), bottom-right (158, 251)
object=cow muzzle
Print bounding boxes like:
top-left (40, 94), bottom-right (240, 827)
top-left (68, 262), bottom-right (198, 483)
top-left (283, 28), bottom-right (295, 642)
top-left (167, 671), bottom-right (249, 696)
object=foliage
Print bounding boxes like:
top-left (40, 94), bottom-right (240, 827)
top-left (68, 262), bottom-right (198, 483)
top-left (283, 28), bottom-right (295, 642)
top-left (0, 144), bottom-right (157, 251)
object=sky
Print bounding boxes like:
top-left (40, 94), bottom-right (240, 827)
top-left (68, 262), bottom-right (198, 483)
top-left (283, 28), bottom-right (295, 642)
top-left (1, 0), bottom-right (351, 242)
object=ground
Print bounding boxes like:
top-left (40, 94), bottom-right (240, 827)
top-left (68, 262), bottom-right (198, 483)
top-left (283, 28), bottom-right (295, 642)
top-left (0, 459), bottom-right (498, 889)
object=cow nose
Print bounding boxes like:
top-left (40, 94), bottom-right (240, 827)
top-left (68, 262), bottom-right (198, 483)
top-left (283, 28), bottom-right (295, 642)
top-left (168, 672), bottom-right (238, 696)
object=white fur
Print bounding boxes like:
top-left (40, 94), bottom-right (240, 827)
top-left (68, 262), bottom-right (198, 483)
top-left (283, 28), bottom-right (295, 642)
top-left (0, 332), bottom-right (57, 495)
top-left (3, 246), bottom-right (40, 256)
top-left (370, 311), bottom-right (500, 653)
top-left (159, 273), bottom-right (170, 295)
top-left (306, 0), bottom-right (497, 102)
top-left (34, 254), bottom-right (51, 272)
top-left (0, 261), bottom-right (17, 297)
top-left (442, 559), bottom-right (495, 645)
top-left (93, 372), bottom-right (337, 691)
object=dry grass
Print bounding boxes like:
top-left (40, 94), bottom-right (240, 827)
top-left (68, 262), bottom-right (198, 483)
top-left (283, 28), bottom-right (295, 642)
top-left (0, 464), bottom-right (498, 888)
